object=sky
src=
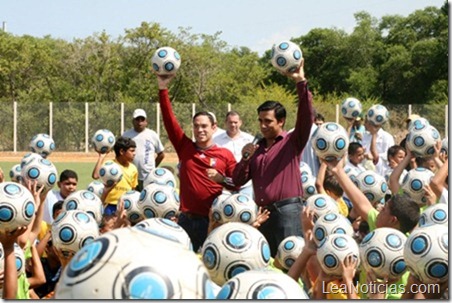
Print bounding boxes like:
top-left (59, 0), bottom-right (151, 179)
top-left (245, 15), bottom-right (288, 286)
top-left (0, 0), bottom-right (446, 55)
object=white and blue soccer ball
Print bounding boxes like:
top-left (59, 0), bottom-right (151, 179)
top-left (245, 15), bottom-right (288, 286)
top-left (313, 213), bottom-right (354, 245)
top-left (63, 190), bottom-right (104, 225)
top-left (29, 133), bottom-right (55, 158)
top-left (98, 161), bottom-right (123, 187)
top-left (407, 117), bottom-right (430, 131)
top-left (404, 224), bottom-right (448, 284)
top-left (275, 236), bottom-right (305, 270)
top-left (400, 167), bottom-right (435, 205)
top-left (304, 194), bottom-right (339, 222)
top-left (143, 167), bottom-right (177, 188)
top-left (20, 152), bottom-right (43, 169)
top-left (311, 122), bottom-right (349, 161)
top-left (344, 166), bottom-right (361, 183)
top-left (138, 183), bottom-right (180, 219)
top-left (151, 46), bottom-right (181, 76)
top-left (21, 157), bottom-right (58, 191)
top-left (9, 164), bottom-right (22, 183)
top-left (418, 203), bottom-right (448, 227)
top-left (0, 242), bottom-right (26, 276)
top-left (299, 161), bottom-right (313, 177)
top-left (366, 105), bottom-right (389, 126)
top-left (211, 193), bottom-right (258, 225)
top-left (301, 173), bottom-right (318, 200)
top-left (91, 129), bottom-right (115, 154)
top-left (440, 137), bottom-right (448, 155)
top-left (359, 227), bottom-right (408, 280)
top-left (86, 180), bottom-right (105, 198)
top-left (317, 234), bottom-right (360, 277)
top-left (216, 269), bottom-right (309, 299)
top-left (406, 124), bottom-right (441, 157)
top-left (0, 182), bottom-right (35, 231)
top-left (270, 41), bottom-right (303, 74)
top-left (354, 170), bottom-right (388, 204)
top-left (341, 97), bottom-right (362, 119)
top-left (201, 222), bottom-right (271, 286)
top-left (134, 218), bottom-right (192, 250)
top-left (51, 210), bottom-right (100, 256)
top-left (120, 190), bottom-right (143, 224)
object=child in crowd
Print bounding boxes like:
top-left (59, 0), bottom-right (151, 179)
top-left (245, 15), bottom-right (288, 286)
top-left (344, 142), bottom-right (366, 172)
top-left (315, 162), bottom-right (349, 217)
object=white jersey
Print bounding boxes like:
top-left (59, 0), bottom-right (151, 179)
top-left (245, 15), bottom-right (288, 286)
top-left (43, 190), bottom-right (64, 224)
top-left (122, 128), bottom-right (164, 181)
top-left (362, 128), bottom-right (395, 176)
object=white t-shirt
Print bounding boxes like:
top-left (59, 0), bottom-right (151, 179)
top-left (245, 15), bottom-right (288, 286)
top-left (122, 128), bottom-right (165, 181)
top-left (43, 190), bottom-right (64, 224)
top-left (439, 188), bottom-right (448, 204)
top-left (362, 128), bottom-right (395, 176)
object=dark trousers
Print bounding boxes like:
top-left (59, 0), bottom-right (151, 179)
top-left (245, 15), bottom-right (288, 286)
top-left (177, 212), bottom-right (209, 253)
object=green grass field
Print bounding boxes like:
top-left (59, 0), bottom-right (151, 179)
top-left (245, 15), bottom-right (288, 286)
top-left (0, 161), bottom-right (177, 190)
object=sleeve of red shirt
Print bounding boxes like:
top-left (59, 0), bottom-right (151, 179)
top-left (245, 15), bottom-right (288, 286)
top-left (159, 89), bottom-right (186, 153)
top-left (291, 80), bottom-right (314, 151)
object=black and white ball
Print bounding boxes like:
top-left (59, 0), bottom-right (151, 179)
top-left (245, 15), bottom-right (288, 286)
top-left (354, 170), bottom-right (388, 204)
top-left (134, 218), bottom-right (192, 250)
top-left (341, 97), bottom-right (362, 119)
top-left (0, 182), bottom-right (35, 231)
top-left (216, 269), bottom-right (309, 299)
top-left (9, 164), bottom-right (22, 183)
top-left (51, 210), bottom-right (100, 256)
top-left (400, 167), bottom-right (435, 205)
top-left (275, 236), bottom-right (305, 270)
top-left (407, 117), bottom-right (430, 131)
top-left (151, 46), bottom-right (181, 76)
top-left (270, 41), bottom-right (302, 74)
top-left (86, 180), bottom-right (105, 198)
top-left (301, 173), bottom-right (318, 200)
top-left (143, 167), bottom-right (177, 188)
top-left (406, 124), bottom-right (441, 157)
top-left (92, 129), bottom-right (115, 154)
top-left (403, 224), bottom-right (448, 284)
top-left (304, 194), bottom-right (339, 222)
top-left (211, 193), bottom-right (258, 225)
top-left (138, 183), bottom-right (180, 219)
top-left (63, 190), bottom-right (104, 225)
top-left (55, 227), bottom-right (216, 299)
top-left (98, 161), bottom-right (123, 187)
top-left (21, 157), bottom-right (58, 191)
top-left (201, 222), bottom-right (271, 286)
top-left (121, 190), bottom-right (143, 224)
top-left (317, 234), bottom-right (360, 277)
top-left (359, 227), bottom-right (408, 280)
top-left (311, 122), bottom-right (349, 161)
top-left (313, 213), bottom-right (354, 245)
top-left (29, 133), bottom-right (55, 158)
top-left (20, 152), bottom-right (43, 169)
top-left (418, 203), bottom-right (448, 227)
top-left (366, 105), bottom-right (389, 126)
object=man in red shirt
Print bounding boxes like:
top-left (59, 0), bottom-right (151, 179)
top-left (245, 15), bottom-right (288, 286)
top-left (155, 74), bottom-right (238, 252)
top-left (233, 59), bottom-right (313, 257)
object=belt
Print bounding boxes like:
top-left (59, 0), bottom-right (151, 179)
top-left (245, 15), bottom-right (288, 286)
top-left (264, 196), bottom-right (302, 212)
top-left (181, 212), bottom-right (208, 220)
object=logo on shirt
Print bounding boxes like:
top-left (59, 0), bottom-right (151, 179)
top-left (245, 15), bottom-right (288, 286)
top-left (210, 158), bottom-right (217, 167)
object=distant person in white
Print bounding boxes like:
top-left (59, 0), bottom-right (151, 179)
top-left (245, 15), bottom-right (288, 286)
top-left (123, 108), bottom-right (165, 191)
top-left (213, 111), bottom-right (254, 198)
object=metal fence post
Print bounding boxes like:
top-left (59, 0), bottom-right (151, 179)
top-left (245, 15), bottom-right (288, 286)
top-left (120, 103), bottom-right (125, 135)
top-left (85, 103), bottom-right (89, 153)
top-left (156, 102), bottom-right (160, 137)
top-left (13, 101), bottom-right (17, 153)
top-left (49, 102), bottom-right (53, 138)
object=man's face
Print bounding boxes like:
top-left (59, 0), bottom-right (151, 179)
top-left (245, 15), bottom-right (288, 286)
top-left (193, 115), bottom-right (215, 144)
top-left (133, 116), bottom-right (147, 132)
top-left (225, 114), bottom-right (242, 136)
top-left (58, 177), bottom-right (77, 199)
top-left (258, 110), bottom-right (284, 140)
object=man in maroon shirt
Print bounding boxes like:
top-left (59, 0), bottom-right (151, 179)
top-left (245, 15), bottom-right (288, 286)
top-left (233, 59), bottom-right (313, 257)
top-left (155, 74), bottom-right (238, 252)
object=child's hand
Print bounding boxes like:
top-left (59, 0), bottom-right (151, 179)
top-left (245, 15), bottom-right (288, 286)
top-left (0, 227), bottom-right (27, 249)
top-left (252, 207), bottom-right (270, 228)
top-left (301, 205), bottom-right (315, 235)
top-left (340, 254), bottom-right (358, 282)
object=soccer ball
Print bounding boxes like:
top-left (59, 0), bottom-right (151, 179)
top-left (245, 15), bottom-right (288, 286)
top-left (299, 161), bottom-right (312, 177)
top-left (400, 167), bottom-right (435, 205)
top-left (407, 117), bottom-right (430, 131)
top-left (304, 194), bottom-right (339, 222)
top-left (313, 213), bottom-right (354, 245)
top-left (0, 243), bottom-right (26, 275)
top-left (344, 166), bottom-right (361, 183)
top-left (86, 180), bottom-right (105, 198)
top-left (20, 152), bottom-right (43, 169)
top-left (366, 105), bottom-right (389, 126)
top-left (353, 170), bottom-right (388, 204)
top-left (440, 137), bottom-right (448, 155)
top-left (63, 190), bottom-right (104, 225)
top-left (359, 227), bottom-right (408, 280)
top-left (9, 164), bottom-right (22, 183)
top-left (201, 222), bottom-right (271, 286)
top-left (92, 129), bottom-right (115, 154)
top-left (21, 157), bottom-right (58, 191)
top-left (275, 236), bottom-right (305, 270)
top-left (0, 182), bottom-right (35, 231)
top-left (216, 269), bottom-right (309, 299)
top-left (151, 46), bottom-right (182, 76)
top-left (311, 122), bottom-right (349, 161)
top-left (418, 203), bottom-right (448, 227)
top-left (403, 224), bottom-right (448, 284)
top-left (341, 97), bottom-right (362, 119)
top-left (134, 218), bottom-right (192, 250)
top-left (211, 193), bottom-right (258, 225)
top-left (143, 167), bottom-right (177, 188)
top-left (98, 161), bottom-right (123, 187)
top-left (120, 190), bottom-right (143, 224)
top-left (138, 183), bottom-right (180, 219)
top-left (317, 234), bottom-right (360, 277)
top-left (29, 133), bottom-right (55, 158)
top-left (270, 41), bottom-right (303, 74)
top-left (301, 173), bottom-right (317, 200)
top-left (51, 210), bottom-right (100, 256)
top-left (55, 227), bottom-right (216, 299)
top-left (406, 125), bottom-right (441, 157)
